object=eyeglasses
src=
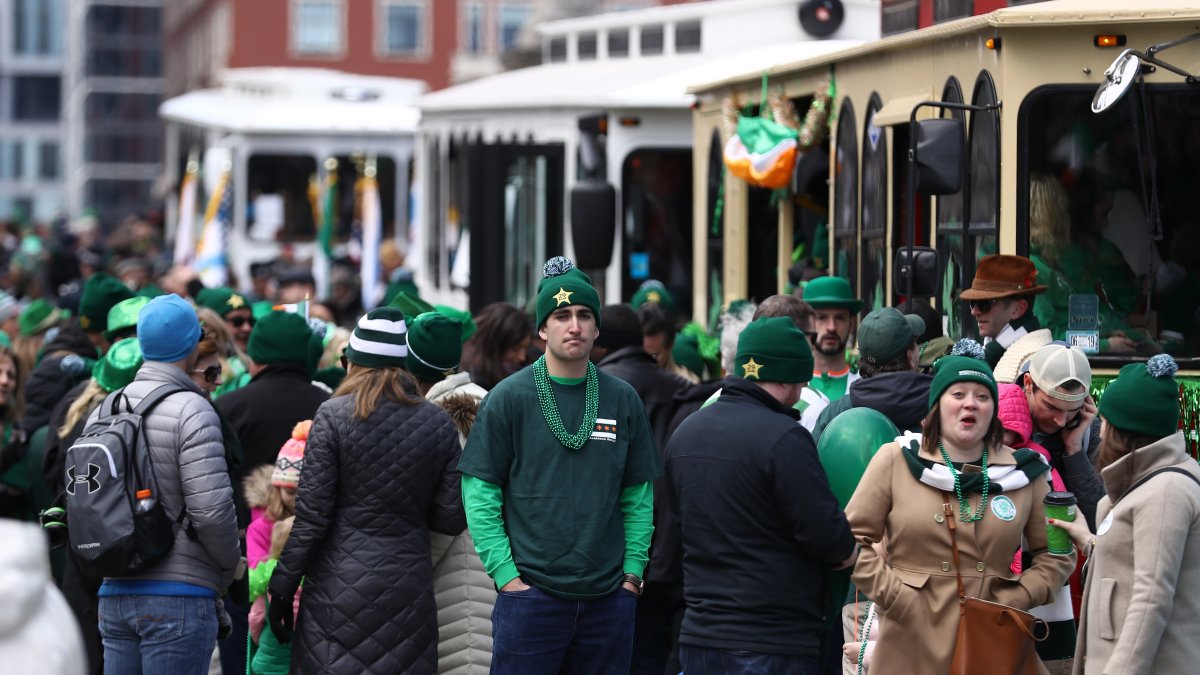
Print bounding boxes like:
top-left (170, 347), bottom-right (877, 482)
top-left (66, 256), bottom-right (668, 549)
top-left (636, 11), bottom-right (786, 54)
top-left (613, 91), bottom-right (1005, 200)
top-left (193, 365), bottom-right (222, 384)
top-left (228, 316), bottom-right (255, 329)
top-left (804, 331), bottom-right (818, 343)
top-left (966, 299), bottom-right (994, 312)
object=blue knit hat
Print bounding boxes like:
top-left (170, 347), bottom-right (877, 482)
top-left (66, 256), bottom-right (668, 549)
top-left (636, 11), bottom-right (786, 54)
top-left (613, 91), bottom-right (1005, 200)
top-left (137, 294), bottom-right (201, 363)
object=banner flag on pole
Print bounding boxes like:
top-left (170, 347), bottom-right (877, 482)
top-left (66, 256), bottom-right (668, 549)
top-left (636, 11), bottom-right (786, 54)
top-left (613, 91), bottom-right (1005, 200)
top-left (312, 158), bottom-right (338, 300)
top-left (173, 155), bottom-right (200, 268)
top-left (360, 157), bottom-right (383, 310)
top-left (195, 166), bottom-right (232, 288)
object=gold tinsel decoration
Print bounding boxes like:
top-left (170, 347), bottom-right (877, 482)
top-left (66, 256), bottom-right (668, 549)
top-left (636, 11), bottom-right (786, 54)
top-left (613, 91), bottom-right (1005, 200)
top-left (721, 94), bottom-right (740, 140)
top-left (798, 80), bottom-right (833, 151)
top-left (769, 86), bottom-right (801, 130)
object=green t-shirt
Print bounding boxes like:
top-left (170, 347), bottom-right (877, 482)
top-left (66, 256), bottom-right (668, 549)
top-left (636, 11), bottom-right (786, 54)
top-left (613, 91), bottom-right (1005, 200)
top-left (808, 367), bottom-right (853, 402)
top-left (458, 367), bottom-right (661, 599)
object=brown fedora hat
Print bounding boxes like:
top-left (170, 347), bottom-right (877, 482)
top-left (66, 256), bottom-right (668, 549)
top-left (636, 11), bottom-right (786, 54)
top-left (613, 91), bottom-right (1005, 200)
top-left (960, 254), bottom-right (1047, 300)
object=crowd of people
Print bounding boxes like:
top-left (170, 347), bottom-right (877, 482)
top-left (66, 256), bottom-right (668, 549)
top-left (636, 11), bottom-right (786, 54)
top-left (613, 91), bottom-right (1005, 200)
top-left (0, 234), bottom-right (1194, 675)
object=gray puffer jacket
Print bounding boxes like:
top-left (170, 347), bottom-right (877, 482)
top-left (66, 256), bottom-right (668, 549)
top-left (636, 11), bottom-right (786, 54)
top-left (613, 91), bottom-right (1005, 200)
top-left (90, 361), bottom-right (241, 592)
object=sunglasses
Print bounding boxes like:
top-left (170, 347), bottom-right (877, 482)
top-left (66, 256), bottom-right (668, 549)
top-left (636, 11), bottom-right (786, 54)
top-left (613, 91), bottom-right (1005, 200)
top-left (966, 299), bottom-right (994, 312)
top-left (228, 316), bottom-right (255, 329)
top-left (804, 330), bottom-right (818, 342)
top-left (193, 365), bottom-right (222, 384)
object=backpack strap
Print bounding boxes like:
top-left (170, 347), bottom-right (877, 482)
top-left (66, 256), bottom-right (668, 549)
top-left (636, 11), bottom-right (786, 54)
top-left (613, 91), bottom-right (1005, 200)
top-left (132, 384), bottom-right (190, 416)
top-left (1117, 466), bottom-right (1200, 505)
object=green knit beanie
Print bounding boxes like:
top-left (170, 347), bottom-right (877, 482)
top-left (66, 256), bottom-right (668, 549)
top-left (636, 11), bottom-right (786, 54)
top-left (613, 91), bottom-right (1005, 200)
top-left (104, 296), bottom-right (151, 342)
top-left (345, 307), bottom-right (408, 369)
top-left (631, 279), bottom-right (673, 310)
top-left (1098, 354), bottom-right (1180, 438)
top-left (928, 340), bottom-right (999, 411)
top-left (535, 257), bottom-right (601, 329)
top-left (406, 312), bottom-right (464, 383)
top-left (672, 332), bottom-right (705, 380)
top-left (247, 311), bottom-right (315, 366)
top-left (79, 273), bottom-right (135, 333)
top-left (434, 305), bottom-right (476, 343)
top-left (18, 298), bottom-right (63, 337)
top-left (92, 337), bottom-right (143, 393)
top-left (195, 287), bottom-right (250, 317)
top-left (734, 316), bottom-right (814, 383)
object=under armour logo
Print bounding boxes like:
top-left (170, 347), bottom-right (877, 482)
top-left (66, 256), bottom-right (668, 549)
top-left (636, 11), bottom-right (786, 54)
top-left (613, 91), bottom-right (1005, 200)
top-left (65, 464), bottom-right (102, 495)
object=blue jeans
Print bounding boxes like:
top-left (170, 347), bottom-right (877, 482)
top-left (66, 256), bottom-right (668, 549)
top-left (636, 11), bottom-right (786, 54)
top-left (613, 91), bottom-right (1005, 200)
top-left (491, 582), bottom-right (638, 675)
top-left (99, 595), bottom-right (217, 675)
top-left (680, 645), bottom-right (820, 675)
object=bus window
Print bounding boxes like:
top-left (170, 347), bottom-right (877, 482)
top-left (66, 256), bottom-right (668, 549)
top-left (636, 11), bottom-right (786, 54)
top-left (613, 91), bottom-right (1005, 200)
top-left (937, 76), bottom-right (967, 339)
top-left (330, 154), bottom-right (398, 241)
top-left (246, 154), bottom-right (318, 242)
top-left (504, 154), bottom-right (549, 306)
top-left (621, 148), bottom-right (693, 319)
top-left (1021, 85), bottom-right (1200, 358)
top-left (833, 98), bottom-right (858, 292)
top-left (861, 93), bottom-right (886, 316)
top-left (746, 183), bottom-right (778, 303)
top-left (968, 71), bottom-right (999, 260)
top-left (706, 130), bottom-right (723, 325)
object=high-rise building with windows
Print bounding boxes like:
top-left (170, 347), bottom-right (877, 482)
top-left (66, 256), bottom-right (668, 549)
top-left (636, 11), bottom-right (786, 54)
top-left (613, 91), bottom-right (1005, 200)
top-left (0, 0), bottom-right (67, 222)
top-left (62, 1), bottom-right (164, 227)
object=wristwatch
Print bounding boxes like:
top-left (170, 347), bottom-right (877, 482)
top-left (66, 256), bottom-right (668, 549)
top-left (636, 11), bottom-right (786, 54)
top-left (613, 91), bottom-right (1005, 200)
top-left (622, 573), bottom-right (645, 595)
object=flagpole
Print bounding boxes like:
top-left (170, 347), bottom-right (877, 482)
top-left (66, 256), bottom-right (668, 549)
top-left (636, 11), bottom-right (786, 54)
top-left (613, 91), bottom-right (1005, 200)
top-left (173, 150), bottom-right (200, 267)
top-left (360, 155), bottom-right (382, 311)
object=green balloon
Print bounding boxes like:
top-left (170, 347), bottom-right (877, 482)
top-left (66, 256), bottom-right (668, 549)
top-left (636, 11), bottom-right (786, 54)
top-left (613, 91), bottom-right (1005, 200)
top-left (817, 407), bottom-right (899, 508)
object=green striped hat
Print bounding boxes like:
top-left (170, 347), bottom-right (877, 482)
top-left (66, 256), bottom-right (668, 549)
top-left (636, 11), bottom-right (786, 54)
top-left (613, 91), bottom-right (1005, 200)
top-left (345, 307), bottom-right (408, 369)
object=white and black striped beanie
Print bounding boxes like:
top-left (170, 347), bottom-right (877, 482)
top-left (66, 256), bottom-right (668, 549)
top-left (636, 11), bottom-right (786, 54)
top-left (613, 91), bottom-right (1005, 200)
top-left (345, 307), bottom-right (408, 369)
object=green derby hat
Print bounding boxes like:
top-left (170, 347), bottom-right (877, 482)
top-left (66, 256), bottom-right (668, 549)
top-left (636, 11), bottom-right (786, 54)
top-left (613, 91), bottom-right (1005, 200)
top-left (195, 287), bottom-right (250, 317)
top-left (104, 296), bottom-right (151, 342)
top-left (79, 273), bottom-right (135, 333)
top-left (92, 338), bottom-right (144, 393)
top-left (803, 276), bottom-right (862, 312)
top-left (18, 299), bottom-right (63, 337)
top-left (406, 312), bottom-right (464, 383)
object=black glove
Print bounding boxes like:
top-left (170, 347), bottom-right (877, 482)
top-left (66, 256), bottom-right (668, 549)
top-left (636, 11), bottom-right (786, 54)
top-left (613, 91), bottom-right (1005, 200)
top-left (216, 598), bottom-right (232, 640)
top-left (268, 592), bottom-right (294, 644)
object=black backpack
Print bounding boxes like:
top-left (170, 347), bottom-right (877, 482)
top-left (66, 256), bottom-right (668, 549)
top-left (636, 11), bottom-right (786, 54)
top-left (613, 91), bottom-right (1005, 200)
top-left (64, 384), bottom-right (189, 577)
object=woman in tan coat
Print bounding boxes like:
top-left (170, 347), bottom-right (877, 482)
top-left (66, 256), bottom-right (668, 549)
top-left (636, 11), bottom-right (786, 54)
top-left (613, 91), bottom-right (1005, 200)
top-left (846, 348), bottom-right (1076, 674)
top-left (1056, 355), bottom-right (1200, 674)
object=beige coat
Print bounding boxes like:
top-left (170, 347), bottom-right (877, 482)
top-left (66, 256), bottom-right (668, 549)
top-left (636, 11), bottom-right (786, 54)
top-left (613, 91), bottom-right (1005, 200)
top-left (1073, 432), bottom-right (1200, 675)
top-left (847, 440), bottom-right (1076, 675)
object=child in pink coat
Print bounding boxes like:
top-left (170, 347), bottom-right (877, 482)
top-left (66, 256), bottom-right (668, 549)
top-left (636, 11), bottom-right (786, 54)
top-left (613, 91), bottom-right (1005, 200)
top-left (244, 420), bottom-right (309, 569)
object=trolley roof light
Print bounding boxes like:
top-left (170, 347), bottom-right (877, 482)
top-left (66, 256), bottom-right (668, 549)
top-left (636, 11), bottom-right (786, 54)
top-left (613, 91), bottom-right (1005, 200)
top-left (1092, 32), bottom-right (1200, 113)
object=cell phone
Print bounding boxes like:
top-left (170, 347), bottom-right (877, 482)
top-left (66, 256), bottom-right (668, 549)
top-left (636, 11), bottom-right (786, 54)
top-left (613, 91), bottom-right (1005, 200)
top-left (1066, 414), bottom-right (1083, 430)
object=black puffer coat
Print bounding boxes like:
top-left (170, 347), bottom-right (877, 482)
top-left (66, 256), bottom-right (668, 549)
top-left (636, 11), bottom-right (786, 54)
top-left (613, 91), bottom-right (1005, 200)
top-left (270, 391), bottom-right (466, 674)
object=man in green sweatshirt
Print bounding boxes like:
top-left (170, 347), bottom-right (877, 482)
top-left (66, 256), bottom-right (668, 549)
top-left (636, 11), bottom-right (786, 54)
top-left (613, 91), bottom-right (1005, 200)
top-left (458, 256), bottom-right (660, 674)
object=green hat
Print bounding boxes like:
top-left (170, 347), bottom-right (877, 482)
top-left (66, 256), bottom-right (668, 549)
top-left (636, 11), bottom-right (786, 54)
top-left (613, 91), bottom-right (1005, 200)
top-left (135, 283), bottom-right (166, 299)
top-left (406, 312), bottom-right (464, 382)
top-left (928, 339), bottom-right (999, 411)
top-left (803, 276), bottom-right (862, 312)
top-left (345, 307), bottom-right (408, 369)
top-left (195, 287), bottom-right (250, 317)
top-left (631, 280), bottom-right (674, 310)
top-left (79, 273), bottom-right (135, 333)
top-left (92, 338), bottom-right (143, 393)
top-left (672, 332), bottom-right (705, 380)
top-left (1098, 354), bottom-right (1180, 438)
top-left (535, 256), bottom-right (601, 329)
top-left (251, 301), bottom-right (275, 320)
top-left (104, 296), bottom-right (151, 342)
top-left (247, 311), bottom-right (315, 366)
top-left (734, 316), bottom-right (814, 383)
top-left (388, 291), bottom-right (434, 319)
top-left (0, 332), bottom-right (10, 349)
top-left (434, 305), bottom-right (476, 343)
top-left (857, 307), bottom-right (925, 365)
top-left (18, 299), bottom-right (63, 337)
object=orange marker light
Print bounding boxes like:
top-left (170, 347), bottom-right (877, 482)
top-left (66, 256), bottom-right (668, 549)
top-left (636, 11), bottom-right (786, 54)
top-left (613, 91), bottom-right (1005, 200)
top-left (1094, 35), bottom-right (1126, 48)
top-left (618, 116), bottom-right (642, 127)
top-left (985, 37), bottom-right (1001, 50)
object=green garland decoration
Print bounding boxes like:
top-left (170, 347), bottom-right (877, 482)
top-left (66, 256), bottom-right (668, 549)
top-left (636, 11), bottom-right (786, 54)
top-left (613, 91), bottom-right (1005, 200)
top-left (1091, 375), bottom-right (1200, 460)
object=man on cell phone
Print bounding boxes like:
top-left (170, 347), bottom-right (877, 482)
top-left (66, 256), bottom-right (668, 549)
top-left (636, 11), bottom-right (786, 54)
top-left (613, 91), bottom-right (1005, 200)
top-left (1022, 343), bottom-right (1104, 529)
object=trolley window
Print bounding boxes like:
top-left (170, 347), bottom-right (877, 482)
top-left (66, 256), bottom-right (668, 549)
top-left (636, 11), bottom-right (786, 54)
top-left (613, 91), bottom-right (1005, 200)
top-left (937, 76), bottom-right (968, 339)
top-left (861, 93), bottom-right (887, 316)
top-left (833, 98), bottom-right (858, 291)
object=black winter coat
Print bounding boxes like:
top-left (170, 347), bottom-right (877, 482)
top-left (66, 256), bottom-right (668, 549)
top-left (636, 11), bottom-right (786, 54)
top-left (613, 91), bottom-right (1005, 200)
top-left (20, 322), bottom-right (95, 435)
top-left (270, 391), bottom-right (467, 674)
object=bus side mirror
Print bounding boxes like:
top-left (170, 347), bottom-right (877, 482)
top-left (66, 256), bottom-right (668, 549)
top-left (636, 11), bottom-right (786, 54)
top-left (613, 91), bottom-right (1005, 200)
top-left (914, 118), bottom-right (964, 195)
top-left (570, 180), bottom-right (616, 269)
top-left (894, 246), bottom-right (940, 298)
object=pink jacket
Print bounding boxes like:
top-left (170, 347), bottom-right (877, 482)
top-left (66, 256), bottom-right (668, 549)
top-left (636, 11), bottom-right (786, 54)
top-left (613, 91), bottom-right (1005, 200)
top-left (997, 384), bottom-right (1066, 493)
top-left (246, 509), bottom-right (272, 570)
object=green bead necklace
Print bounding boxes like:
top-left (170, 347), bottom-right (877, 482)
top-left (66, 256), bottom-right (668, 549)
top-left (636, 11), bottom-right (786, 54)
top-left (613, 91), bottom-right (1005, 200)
top-left (533, 355), bottom-right (599, 450)
top-left (938, 438), bottom-right (989, 523)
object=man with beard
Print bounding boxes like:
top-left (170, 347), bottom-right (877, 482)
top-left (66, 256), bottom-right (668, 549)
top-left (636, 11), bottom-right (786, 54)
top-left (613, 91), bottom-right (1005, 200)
top-left (801, 276), bottom-right (862, 413)
top-left (459, 257), bottom-right (660, 674)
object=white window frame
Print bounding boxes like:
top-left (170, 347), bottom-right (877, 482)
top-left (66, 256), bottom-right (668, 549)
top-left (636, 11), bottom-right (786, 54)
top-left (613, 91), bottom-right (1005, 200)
top-left (376, 0), bottom-right (431, 60)
top-left (497, 2), bottom-right (532, 53)
top-left (290, 0), bottom-right (345, 58)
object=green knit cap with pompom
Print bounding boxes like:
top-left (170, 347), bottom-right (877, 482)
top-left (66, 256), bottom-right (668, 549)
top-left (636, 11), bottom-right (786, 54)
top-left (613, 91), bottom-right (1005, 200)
top-left (534, 257), bottom-right (601, 329)
top-left (1098, 354), bottom-right (1180, 438)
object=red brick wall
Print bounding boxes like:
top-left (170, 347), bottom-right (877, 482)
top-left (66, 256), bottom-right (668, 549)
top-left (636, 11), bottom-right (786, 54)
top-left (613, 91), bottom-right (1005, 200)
top-left (229, 0), bottom-right (456, 90)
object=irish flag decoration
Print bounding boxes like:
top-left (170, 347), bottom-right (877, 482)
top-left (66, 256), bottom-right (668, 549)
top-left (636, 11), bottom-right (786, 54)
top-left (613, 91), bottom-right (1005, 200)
top-left (723, 114), bottom-right (798, 190)
top-left (273, 298), bottom-right (310, 321)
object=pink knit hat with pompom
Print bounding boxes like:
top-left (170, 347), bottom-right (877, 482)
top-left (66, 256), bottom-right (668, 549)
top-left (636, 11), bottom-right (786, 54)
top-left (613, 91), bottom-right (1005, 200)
top-left (272, 420), bottom-right (311, 488)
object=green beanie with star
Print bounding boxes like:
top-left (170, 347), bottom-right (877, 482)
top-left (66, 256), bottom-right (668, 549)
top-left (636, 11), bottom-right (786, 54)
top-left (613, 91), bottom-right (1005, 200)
top-left (631, 279), bottom-right (673, 310)
top-left (79, 273), bottom-right (135, 333)
top-left (406, 312), bottom-right (464, 383)
top-left (535, 256), bottom-right (601, 329)
top-left (247, 311), bottom-right (315, 366)
top-left (1098, 354), bottom-right (1180, 438)
top-left (734, 316), bottom-right (814, 383)
top-left (195, 287), bottom-right (249, 317)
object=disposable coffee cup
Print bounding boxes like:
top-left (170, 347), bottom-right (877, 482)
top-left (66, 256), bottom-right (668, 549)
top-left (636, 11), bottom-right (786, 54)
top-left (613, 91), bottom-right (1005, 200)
top-left (1044, 491), bottom-right (1077, 555)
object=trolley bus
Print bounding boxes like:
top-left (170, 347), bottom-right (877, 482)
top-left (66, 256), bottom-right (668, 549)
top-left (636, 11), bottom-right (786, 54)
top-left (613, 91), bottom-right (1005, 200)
top-left (411, 0), bottom-right (880, 314)
top-left (689, 0), bottom-right (1200, 380)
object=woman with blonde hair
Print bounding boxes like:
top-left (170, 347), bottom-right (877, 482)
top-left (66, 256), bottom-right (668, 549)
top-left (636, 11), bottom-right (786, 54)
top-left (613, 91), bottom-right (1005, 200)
top-left (267, 307), bottom-right (466, 673)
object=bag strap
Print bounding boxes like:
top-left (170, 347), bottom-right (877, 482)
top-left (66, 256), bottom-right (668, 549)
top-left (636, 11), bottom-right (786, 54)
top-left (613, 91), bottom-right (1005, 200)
top-left (941, 493), bottom-right (967, 604)
top-left (1117, 466), bottom-right (1200, 505)
top-left (132, 384), bottom-right (189, 416)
